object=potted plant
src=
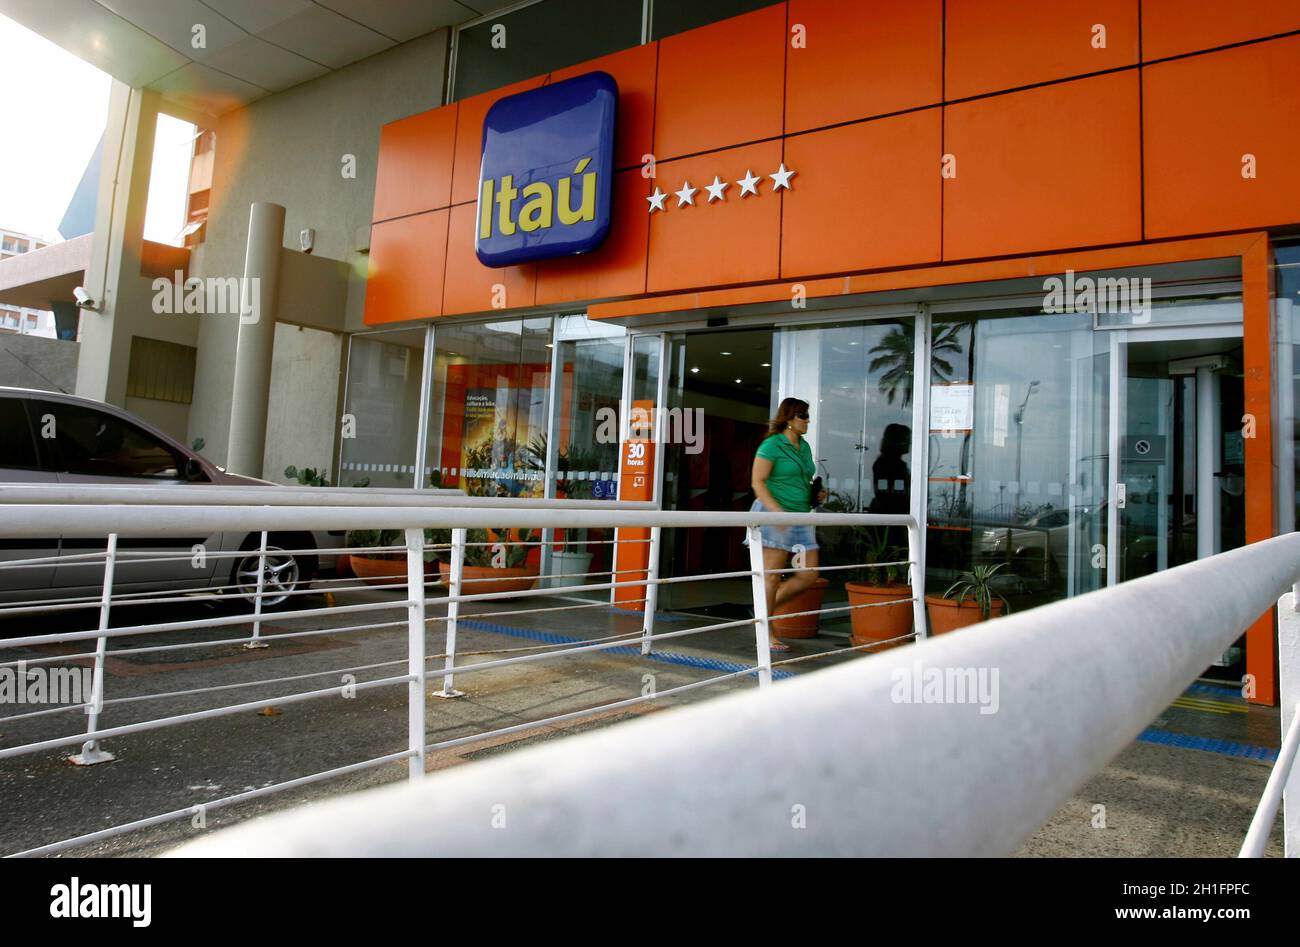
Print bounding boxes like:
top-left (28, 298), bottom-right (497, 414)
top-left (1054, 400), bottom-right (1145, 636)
top-left (844, 527), bottom-right (913, 651)
top-left (770, 576), bottom-right (831, 638)
top-left (345, 528), bottom-right (444, 586)
top-left (437, 527), bottom-right (541, 597)
top-left (927, 563), bottom-right (1010, 634)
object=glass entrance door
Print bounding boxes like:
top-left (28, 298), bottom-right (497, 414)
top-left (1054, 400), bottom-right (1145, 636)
top-left (1108, 328), bottom-right (1246, 587)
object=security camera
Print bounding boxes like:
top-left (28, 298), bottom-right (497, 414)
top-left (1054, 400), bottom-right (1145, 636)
top-left (299, 228), bottom-right (315, 254)
top-left (73, 286), bottom-right (97, 310)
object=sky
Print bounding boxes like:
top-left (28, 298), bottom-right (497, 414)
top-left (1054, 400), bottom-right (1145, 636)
top-left (0, 13), bottom-right (192, 246)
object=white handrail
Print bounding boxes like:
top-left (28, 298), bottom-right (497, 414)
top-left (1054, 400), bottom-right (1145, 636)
top-left (168, 532), bottom-right (1300, 858)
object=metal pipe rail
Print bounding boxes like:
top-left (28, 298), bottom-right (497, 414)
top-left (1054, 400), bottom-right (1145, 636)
top-left (171, 532), bottom-right (1300, 858)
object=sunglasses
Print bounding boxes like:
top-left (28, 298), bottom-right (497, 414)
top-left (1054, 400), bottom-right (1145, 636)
top-left (794, 412), bottom-right (810, 421)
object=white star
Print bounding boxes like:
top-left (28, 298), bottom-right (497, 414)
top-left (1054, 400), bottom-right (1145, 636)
top-left (704, 175), bottom-right (729, 203)
top-left (736, 169), bottom-right (761, 197)
top-left (675, 180), bottom-right (698, 207)
top-left (770, 163), bottom-right (796, 191)
top-left (646, 187), bottom-right (667, 213)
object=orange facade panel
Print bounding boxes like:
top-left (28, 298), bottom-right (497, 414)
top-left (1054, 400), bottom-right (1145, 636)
top-left (945, 0), bottom-right (1138, 100)
top-left (365, 210), bottom-right (448, 325)
top-left (646, 140), bottom-right (784, 294)
top-left (653, 4), bottom-right (786, 161)
top-left (782, 108), bottom-right (941, 277)
top-left (450, 75), bottom-right (547, 206)
top-left (785, 0), bottom-right (941, 134)
top-left (551, 42), bottom-right (658, 171)
top-left (442, 202), bottom-right (537, 316)
top-left (1144, 35), bottom-right (1300, 239)
top-left (535, 169), bottom-right (650, 305)
top-left (372, 104), bottom-right (457, 223)
top-left (1142, 0), bottom-right (1300, 61)
top-left (943, 71), bottom-right (1141, 260)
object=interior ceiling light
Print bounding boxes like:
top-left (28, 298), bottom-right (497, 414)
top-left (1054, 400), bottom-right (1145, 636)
top-left (690, 366), bottom-right (700, 373)
top-left (720, 351), bottom-right (733, 356)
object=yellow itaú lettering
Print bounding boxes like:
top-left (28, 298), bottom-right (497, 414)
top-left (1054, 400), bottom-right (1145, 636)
top-left (517, 181), bottom-right (554, 233)
top-left (478, 178), bottom-right (494, 239)
top-left (558, 157), bottom-right (596, 226)
top-left (495, 173), bottom-right (518, 236)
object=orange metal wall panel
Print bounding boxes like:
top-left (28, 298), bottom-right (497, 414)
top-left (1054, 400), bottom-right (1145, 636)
top-left (535, 169), bottom-right (651, 305)
top-left (450, 75), bottom-right (547, 206)
top-left (943, 72), bottom-right (1141, 260)
top-left (1144, 36), bottom-right (1300, 239)
top-left (785, 0), bottom-right (942, 133)
top-left (646, 140), bottom-right (784, 293)
top-left (364, 210), bottom-right (448, 325)
top-left (945, 0), bottom-right (1139, 100)
top-left (1142, 0), bottom-right (1300, 60)
top-left (653, 4), bottom-right (787, 161)
top-left (372, 104), bottom-right (457, 223)
top-left (441, 202), bottom-right (536, 316)
top-left (551, 42), bottom-right (658, 171)
top-left (782, 108), bottom-right (941, 277)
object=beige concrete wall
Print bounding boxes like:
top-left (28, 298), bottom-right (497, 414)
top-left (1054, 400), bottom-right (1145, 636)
top-left (0, 333), bottom-right (79, 393)
top-left (187, 31), bottom-right (448, 472)
top-left (264, 324), bottom-right (344, 484)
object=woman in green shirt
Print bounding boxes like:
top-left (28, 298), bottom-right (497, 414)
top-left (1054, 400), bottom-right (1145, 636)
top-left (749, 397), bottom-right (824, 651)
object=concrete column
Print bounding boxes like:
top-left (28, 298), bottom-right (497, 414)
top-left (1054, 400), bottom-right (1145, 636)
top-left (226, 202), bottom-right (286, 477)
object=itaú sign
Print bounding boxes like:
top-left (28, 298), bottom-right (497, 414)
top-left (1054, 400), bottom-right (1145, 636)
top-left (475, 71), bottom-right (617, 267)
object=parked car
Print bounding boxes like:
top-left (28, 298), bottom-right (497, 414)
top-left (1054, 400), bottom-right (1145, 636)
top-left (0, 386), bottom-right (342, 610)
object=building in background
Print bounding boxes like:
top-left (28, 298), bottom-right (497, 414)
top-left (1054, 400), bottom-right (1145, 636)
top-left (0, 227), bottom-right (57, 338)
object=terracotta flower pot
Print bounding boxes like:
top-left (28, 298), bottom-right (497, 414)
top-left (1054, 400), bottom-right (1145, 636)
top-left (845, 582), bottom-right (913, 652)
top-left (770, 577), bottom-right (830, 638)
top-left (438, 561), bottom-right (540, 596)
top-left (349, 555), bottom-right (437, 587)
top-left (925, 594), bottom-right (1005, 635)
top-left (334, 554), bottom-right (353, 578)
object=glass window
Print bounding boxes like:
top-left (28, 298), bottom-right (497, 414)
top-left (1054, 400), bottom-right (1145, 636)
top-left (552, 318), bottom-right (625, 500)
top-left (1274, 241), bottom-right (1300, 534)
top-left (339, 326), bottom-right (427, 489)
top-left (0, 397), bottom-right (40, 470)
top-left (650, 0), bottom-right (779, 39)
top-left (425, 316), bottom-right (554, 497)
top-left (453, 0), bottom-right (643, 100)
top-left (37, 401), bottom-right (185, 478)
top-left (925, 310), bottom-right (1109, 612)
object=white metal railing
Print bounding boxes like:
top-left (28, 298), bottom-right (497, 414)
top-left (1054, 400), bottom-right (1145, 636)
top-left (0, 485), bottom-right (923, 857)
top-left (163, 529), bottom-right (1300, 858)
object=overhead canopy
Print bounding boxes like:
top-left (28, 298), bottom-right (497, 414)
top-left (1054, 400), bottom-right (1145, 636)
top-left (0, 234), bottom-right (91, 309)
top-left (0, 0), bottom-right (515, 115)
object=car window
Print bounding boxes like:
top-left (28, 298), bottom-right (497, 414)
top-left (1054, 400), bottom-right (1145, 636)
top-left (35, 400), bottom-right (184, 479)
top-left (0, 397), bottom-right (41, 470)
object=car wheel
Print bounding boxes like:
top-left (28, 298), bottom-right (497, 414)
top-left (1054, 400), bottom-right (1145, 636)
top-left (231, 541), bottom-right (306, 611)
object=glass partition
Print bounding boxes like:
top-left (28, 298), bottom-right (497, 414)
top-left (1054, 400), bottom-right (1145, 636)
top-left (552, 316), bottom-right (625, 500)
top-left (338, 326), bottom-right (426, 489)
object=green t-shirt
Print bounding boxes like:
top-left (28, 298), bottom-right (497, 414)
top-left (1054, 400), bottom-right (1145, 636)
top-left (756, 433), bottom-right (815, 513)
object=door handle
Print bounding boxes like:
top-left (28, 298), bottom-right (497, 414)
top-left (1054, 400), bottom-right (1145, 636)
top-left (1116, 483), bottom-right (1127, 510)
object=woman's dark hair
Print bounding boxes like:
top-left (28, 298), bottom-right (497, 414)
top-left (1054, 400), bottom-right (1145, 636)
top-left (768, 397), bottom-right (810, 436)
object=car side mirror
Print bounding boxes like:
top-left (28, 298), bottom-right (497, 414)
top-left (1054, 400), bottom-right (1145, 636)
top-left (183, 457), bottom-right (208, 482)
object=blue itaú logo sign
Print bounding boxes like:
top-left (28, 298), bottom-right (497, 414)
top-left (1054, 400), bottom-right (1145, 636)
top-left (476, 71), bottom-right (617, 267)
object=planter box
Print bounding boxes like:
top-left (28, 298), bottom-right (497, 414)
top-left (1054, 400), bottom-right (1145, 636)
top-left (543, 550), bottom-right (594, 590)
top-left (349, 555), bottom-right (438, 587)
top-left (845, 582), bottom-right (913, 651)
top-left (925, 594), bottom-right (1005, 635)
top-left (438, 561), bottom-right (539, 596)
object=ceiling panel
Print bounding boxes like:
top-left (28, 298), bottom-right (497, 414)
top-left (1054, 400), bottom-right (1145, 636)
top-left (257, 4), bottom-right (394, 69)
top-left (0, 0), bottom-right (188, 87)
top-left (147, 61), bottom-right (267, 113)
top-left (315, 0), bottom-right (477, 42)
top-left (200, 0), bottom-right (314, 34)
top-left (198, 34), bottom-right (328, 89)
top-left (96, 0), bottom-right (247, 57)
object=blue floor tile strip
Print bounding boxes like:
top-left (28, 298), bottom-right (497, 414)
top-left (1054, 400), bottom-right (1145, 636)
top-left (457, 616), bottom-right (795, 681)
top-left (1185, 681), bottom-right (1247, 701)
top-left (1137, 727), bottom-right (1278, 762)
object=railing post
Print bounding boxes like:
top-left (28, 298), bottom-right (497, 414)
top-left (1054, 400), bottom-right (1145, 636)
top-left (69, 533), bottom-right (117, 766)
top-left (907, 520), bottom-right (927, 641)
top-left (434, 527), bottom-right (466, 699)
top-left (1281, 588), bottom-right (1300, 857)
top-left (746, 525), bottom-right (773, 690)
top-left (405, 528), bottom-right (427, 781)
top-left (244, 530), bottom-right (270, 650)
top-left (640, 526), bottom-right (661, 655)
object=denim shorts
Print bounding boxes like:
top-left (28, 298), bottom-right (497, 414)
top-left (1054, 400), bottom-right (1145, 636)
top-left (744, 499), bottom-right (819, 553)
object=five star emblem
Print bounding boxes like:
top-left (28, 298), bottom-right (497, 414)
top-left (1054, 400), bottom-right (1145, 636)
top-left (769, 163), bottom-right (795, 191)
top-left (645, 167), bottom-right (796, 213)
top-left (675, 180), bottom-right (698, 207)
top-left (646, 187), bottom-right (667, 213)
top-left (704, 175), bottom-right (729, 203)
top-left (736, 169), bottom-right (761, 197)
